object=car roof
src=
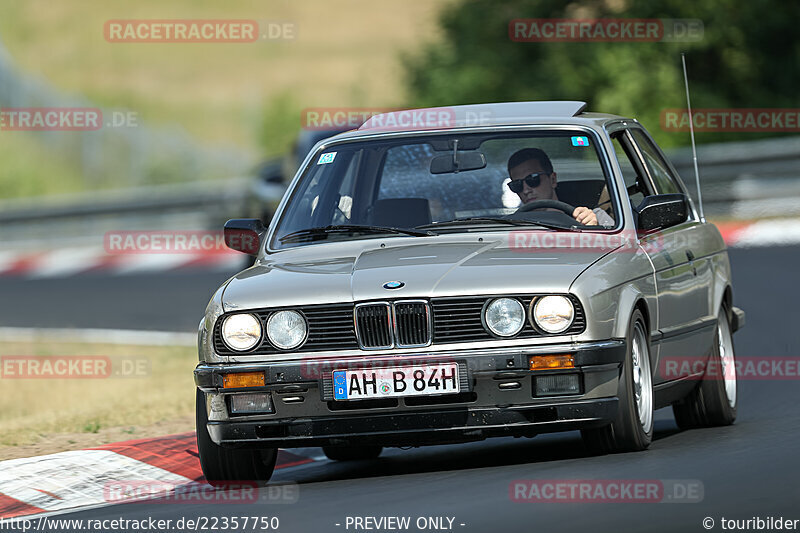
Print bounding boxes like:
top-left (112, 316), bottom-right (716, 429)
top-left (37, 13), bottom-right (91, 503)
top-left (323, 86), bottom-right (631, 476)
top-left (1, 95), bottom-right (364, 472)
top-left (321, 101), bottom-right (632, 143)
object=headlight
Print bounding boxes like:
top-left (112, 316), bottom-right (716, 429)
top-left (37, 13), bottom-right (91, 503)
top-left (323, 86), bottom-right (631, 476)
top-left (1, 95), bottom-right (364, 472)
top-left (221, 313), bottom-right (262, 351)
top-left (483, 298), bottom-right (525, 337)
top-left (532, 296), bottom-right (575, 334)
top-left (266, 310), bottom-right (307, 350)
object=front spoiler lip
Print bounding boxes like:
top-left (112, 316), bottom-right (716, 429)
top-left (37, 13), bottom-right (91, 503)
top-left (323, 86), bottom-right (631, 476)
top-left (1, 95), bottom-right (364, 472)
top-left (207, 398), bottom-right (618, 448)
top-left (195, 339), bottom-right (626, 391)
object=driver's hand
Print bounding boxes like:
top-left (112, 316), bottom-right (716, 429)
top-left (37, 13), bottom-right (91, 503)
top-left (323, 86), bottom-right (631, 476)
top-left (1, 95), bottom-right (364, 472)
top-left (572, 207), bottom-right (598, 226)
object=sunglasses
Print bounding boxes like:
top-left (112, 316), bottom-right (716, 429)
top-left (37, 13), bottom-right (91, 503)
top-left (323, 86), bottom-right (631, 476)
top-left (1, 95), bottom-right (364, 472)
top-left (507, 172), bottom-right (550, 194)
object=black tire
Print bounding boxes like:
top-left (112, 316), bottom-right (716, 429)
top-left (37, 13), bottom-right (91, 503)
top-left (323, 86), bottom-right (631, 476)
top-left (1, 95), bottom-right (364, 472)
top-left (322, 445), bottom-right (383, 461)
top-left (672, 305), bottom-right (738, 428)
top-left (196, 390), bottom-right (278, 485)
top-left (581, 309), bottom-right (654, 454)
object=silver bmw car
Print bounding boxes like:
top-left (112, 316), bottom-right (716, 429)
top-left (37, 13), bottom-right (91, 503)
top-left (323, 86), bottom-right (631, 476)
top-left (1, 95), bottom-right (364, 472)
top-left (194, 101), bottom-right (745, 483)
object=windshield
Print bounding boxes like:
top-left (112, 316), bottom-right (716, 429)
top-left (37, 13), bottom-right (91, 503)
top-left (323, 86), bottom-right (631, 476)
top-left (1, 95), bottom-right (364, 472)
top-left (270, 130), bottom-right (618, 250)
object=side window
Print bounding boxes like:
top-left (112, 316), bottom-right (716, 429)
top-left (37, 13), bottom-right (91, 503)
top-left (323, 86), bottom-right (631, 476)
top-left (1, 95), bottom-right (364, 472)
top-left (288, 150), bottom-right (351, 227)
top-left (331, 152), bottom-right (361, 224)
top-left (629, 129), bottom-right (680, 195)
top-left (611, 134), bottom-right (648, 208)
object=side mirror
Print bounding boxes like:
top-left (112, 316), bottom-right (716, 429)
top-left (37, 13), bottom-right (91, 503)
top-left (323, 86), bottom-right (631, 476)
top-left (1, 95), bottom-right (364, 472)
top-left (224, 219), bottom-right (266, 256)
top-left (636, 194), bottom-right (689, 233)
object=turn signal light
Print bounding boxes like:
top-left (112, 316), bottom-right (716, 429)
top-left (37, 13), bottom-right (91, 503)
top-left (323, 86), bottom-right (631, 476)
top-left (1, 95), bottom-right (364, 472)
top-left (529, 354), bottom-right (574, 371)
top-left (223, 371), bottom-right (265, 388)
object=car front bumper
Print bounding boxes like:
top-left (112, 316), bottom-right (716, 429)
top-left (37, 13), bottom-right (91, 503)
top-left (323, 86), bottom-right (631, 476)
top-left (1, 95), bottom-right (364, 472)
top-left (194, 340), bottom-right (625, 448)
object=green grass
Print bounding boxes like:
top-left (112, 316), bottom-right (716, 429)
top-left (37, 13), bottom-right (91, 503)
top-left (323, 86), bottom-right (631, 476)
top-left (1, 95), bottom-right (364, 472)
top-left (0, 134), bottom-right (87, 198)
top-left (0, 341), bottom-right (197, 446)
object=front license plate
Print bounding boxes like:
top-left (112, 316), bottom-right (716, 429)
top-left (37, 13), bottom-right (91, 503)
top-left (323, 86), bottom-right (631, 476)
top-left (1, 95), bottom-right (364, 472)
top-left (333, 363), bottom-right (460, 400)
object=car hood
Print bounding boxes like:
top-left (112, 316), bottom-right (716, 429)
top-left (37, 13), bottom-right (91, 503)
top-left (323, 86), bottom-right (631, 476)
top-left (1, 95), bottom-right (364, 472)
top-left (221, 237), bottom-right (617, 311)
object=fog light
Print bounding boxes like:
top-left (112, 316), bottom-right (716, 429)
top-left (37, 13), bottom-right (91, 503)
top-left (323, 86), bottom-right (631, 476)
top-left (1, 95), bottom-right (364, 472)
top-left (230, 393), bottom-right (274, 414)
top-left (534, 374), bottom-right (581, 396)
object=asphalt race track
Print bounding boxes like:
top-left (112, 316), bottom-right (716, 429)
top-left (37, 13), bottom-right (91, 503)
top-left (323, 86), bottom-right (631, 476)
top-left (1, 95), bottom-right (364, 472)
top-left (0, 268), bottom-right (234, 332)
top-left (3, 245), bottom-right (796, 532)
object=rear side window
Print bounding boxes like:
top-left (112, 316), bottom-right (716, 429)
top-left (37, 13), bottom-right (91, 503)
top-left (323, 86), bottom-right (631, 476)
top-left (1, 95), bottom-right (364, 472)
top-left (629, 129), bottom-right (680, 195)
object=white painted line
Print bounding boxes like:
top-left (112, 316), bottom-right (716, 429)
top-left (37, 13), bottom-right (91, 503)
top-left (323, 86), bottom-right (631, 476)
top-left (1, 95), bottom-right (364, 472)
top-left (0, 251), bottom-right (22, 273)
top-left (0, 450), bottom-right (190, 512)
top-left (26, 248), bottom-right (107, 279)
top-left (0, 250), bottom-right (37, 274)
top-left (112, 253), bottom-right (198, 275)
top-left (730, 218), bottom-right (800, 247)
top-left (0, 327), bottom-right (195, 346)
top-left (211, 254), bottom-right (247, 270)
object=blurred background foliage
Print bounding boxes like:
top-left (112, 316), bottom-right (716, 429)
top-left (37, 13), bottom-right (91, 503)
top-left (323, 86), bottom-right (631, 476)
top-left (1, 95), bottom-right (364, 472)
top-left (0, 0), bottom-right (447, 198)
top-left (404, 0), bottom-right (800, 147)
top-left (0, 0), bottom-right (796, 198)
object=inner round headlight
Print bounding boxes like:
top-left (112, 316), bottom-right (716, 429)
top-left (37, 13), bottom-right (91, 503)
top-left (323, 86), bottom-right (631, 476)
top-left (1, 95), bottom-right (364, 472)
top-left (221, 313), bottom-right (262, 351)
top-left (266, 310), bottom-right (308, 350)
top-left (484, 298), bottom-right (525, 337)
top-left (533, 296), bottom-right (575, 334)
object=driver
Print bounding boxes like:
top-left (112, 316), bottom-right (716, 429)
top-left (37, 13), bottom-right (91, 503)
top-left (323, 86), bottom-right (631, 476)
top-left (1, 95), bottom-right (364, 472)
top-left (507, 148), bottom-right (614, 227)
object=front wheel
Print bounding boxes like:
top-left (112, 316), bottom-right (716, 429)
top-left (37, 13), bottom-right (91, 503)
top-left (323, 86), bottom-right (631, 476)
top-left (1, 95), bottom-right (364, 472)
top-left (672, 306), bottom-right (738, 428)
top-left (581, 309), bottom-right (654, 454)
top-left (196, 390), bottom-right (278, 485)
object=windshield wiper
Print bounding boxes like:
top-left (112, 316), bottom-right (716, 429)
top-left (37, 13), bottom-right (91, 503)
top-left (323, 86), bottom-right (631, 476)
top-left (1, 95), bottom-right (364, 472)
top-left (417, 217), bottom-right (579, 231)
top-left (279, 224), bottom-right (436, 243)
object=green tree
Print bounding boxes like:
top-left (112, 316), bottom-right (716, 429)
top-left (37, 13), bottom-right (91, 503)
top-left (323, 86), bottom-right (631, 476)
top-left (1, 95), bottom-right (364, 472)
top-left (403, 0), bottom-right (799, 146)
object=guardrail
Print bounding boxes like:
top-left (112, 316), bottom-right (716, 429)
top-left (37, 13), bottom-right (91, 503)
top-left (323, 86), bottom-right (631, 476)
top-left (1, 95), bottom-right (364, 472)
top-left (0, 178), bottom-right (285, 250)
top-left (0, 136), bottom-right (797, 250)
top-left (669, 136), bottom-right (800, 218)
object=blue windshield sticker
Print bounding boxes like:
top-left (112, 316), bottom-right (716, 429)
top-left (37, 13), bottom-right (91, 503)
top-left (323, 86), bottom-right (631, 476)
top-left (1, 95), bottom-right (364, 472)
top-left (317, 152), bottom-right (337, 165)
top-left (571, 136), bottom-right (590, 147)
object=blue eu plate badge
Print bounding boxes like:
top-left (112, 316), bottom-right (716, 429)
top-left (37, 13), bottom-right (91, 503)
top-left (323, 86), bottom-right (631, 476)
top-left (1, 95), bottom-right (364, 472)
top-left (571, 136), bottom-right (589, 147)
top-left (333, 371), bottom-right (347, 399)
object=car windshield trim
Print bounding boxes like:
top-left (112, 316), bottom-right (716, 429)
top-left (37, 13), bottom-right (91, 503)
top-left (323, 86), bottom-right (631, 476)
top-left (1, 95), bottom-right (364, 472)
top-left (278, 224), bottom-right (436, 244)
top-left (267, 126), bottom-right (623, 253)
top-left (415, 217), bottom-right (581, 231)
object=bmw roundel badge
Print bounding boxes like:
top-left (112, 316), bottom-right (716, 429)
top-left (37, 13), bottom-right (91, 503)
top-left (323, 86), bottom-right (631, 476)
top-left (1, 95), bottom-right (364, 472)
top-left (383, 281), bottom-right (405, 290)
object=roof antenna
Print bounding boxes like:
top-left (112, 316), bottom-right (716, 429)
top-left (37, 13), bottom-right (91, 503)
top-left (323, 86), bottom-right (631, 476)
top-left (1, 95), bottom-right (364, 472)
top-left (681, 53), bottom-right (704, 222)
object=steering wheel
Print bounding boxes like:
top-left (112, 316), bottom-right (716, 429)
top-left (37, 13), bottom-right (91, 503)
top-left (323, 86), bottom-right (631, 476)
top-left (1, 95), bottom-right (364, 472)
top-left (516, 199), bottom-right (576, 216)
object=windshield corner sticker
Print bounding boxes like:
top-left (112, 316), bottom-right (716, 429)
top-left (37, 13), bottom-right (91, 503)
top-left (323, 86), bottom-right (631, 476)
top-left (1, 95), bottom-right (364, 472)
top-left (571, 136), bottom-right (589, 147)
top-left (317, 152), bottom-right (337, 165)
